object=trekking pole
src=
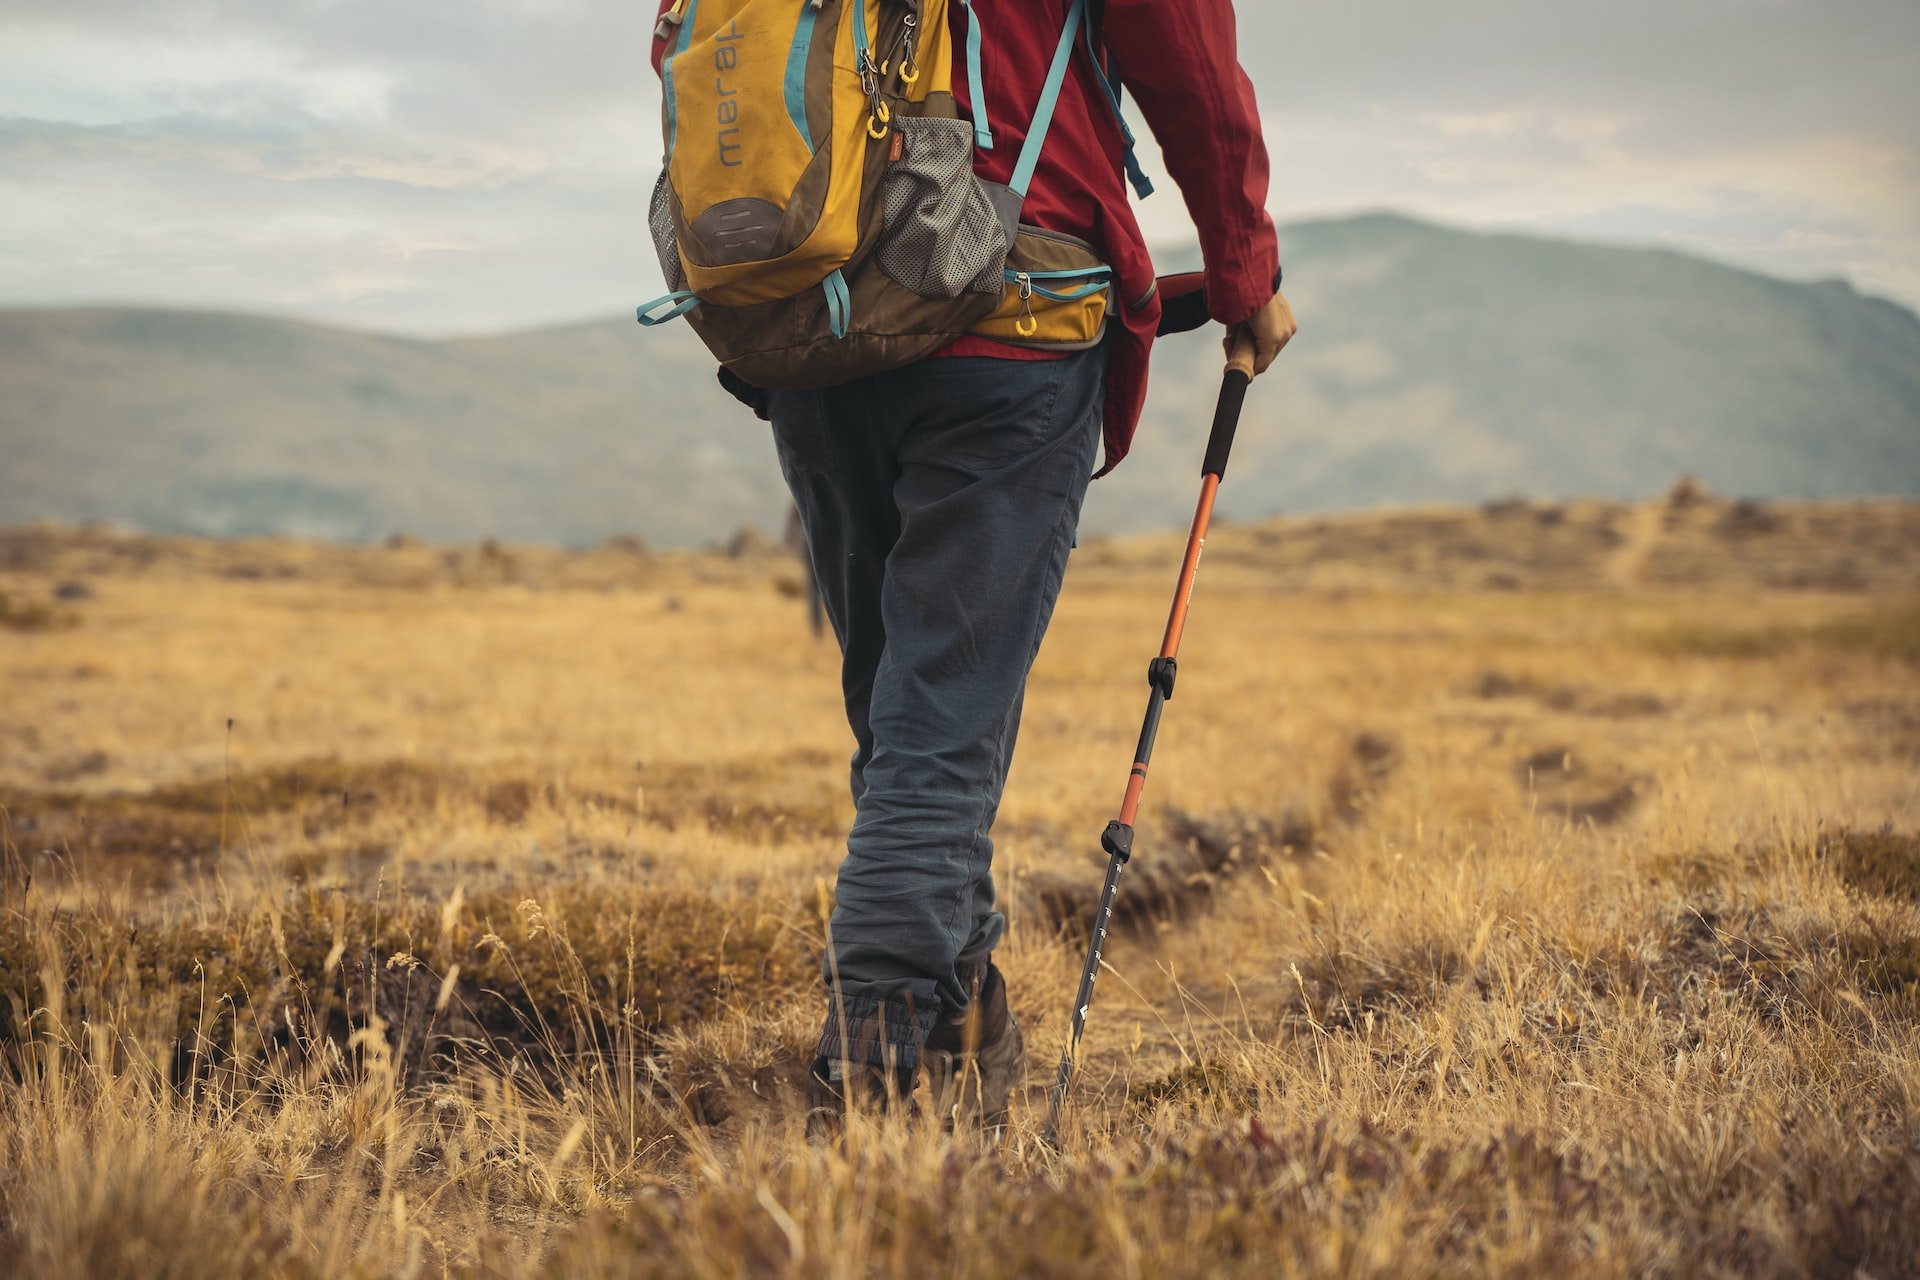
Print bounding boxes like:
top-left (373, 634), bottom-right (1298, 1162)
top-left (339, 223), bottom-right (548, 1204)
top-left (1043, 315), bottom-right (1259, 1140)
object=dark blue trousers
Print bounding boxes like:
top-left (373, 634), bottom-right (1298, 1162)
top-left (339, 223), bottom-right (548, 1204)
top-left (767, 346), bottom-right (1106, 1068)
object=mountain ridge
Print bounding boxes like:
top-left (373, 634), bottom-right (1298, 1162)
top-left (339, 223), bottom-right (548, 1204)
top-left (3, 213), bottom-right (1917, 545)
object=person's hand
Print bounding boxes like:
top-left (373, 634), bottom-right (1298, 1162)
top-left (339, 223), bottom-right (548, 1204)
top-left (1226, 289), bottom-right (1297, 376)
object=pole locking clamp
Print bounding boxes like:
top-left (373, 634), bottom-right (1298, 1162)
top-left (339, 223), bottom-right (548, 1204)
top-left (1147, 656), bottom-right (1178, 699)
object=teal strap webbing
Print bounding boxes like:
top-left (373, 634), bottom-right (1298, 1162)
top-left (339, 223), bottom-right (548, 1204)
top-left (1017, 266), bottom-right (1113, 281)
top-left (1008, 0), bottom-right (1087, 198)
top-left (1118, 127), bottom-right (1154, 199)
top-left (785, 3), bottom-right (820, 151)
top-left (1026, 278), bottom-right (1111, 302)
top-left (823, 269), bottom-right (851, 339)
top-left (1079, 23), bottom-right (1154, 198)
top-left (636, 291), bottom-right (701, 325)
top-left (959, 0), bottom-right (993, 150)
top-left (1005, 264), bottom-right (1113, 302)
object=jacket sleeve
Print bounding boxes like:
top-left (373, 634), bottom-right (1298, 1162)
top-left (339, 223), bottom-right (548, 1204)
top-left (1099, 0), bottom-right (1280, 325)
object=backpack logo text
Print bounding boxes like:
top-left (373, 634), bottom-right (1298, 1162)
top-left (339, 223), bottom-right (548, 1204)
top-left (714, 22), bottom-right (745, 168)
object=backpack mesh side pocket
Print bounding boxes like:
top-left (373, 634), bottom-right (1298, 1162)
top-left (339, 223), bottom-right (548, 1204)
top-left (649, 169), bottom-right (686, 292)
top-left (876, 116), bottom-right (1008, 300)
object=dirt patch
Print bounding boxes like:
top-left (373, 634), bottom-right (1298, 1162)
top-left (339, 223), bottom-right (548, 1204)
top-left (1027, 734), bottom-right (1396, 941)
top-left (1471, 670), bottom-right (1531, 699)
top-left (0, 761), bottom-right (456, 874)
top-left (0, 591), bottom-right (77, 632)
top-left (1514, 746), bottom-right (1648, 826)
top-left (1811, 606), bottom-right (1920, 665)
top-left (481, 778), bottom-right (538, 824)
top-left (1581, 691), bottom-right (1669, 718)
top-left (1845, 699), bottom-right (1920, 759)
top-left (1551, 901), bottom-right (1796, 1025)
top-left (1026, 805), bottom-right (1315, 943)
top-left (1, 750), bottom-right (853, 889)
top-left (1644, 847), bottom-right (1760, 894)
top-left (635, 747), bottom-right (846, 840)
top-left (1818, 829), bottom-right (1920, 901)
top-left (1469, 671), bottom-right (1667, 718)
top-left (1653, 830), bottom-right (1920, 905)
top-left (1638, 604), bottom-right (1920, 665)
top-left (1718, 498), bottom-right (1784, 536)
top-left (1835, 927), bottom-right (1920, 1016)
top-left (1327, 731), bottom-right (1399, 822)
top-left (39, 751), bottom-right (112, 784)
top-left (1126, 1059), bottom-right (1258, 1115)
top-left (1282, 933), bottom-right (1464, 1033)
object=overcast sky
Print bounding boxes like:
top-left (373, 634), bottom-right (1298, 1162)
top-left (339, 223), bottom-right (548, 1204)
top-left (1, 0), bottom-right (1914, 335)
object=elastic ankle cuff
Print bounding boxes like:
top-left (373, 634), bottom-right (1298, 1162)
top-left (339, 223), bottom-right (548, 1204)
top-left (815, 995), bottom-right (939, 1071)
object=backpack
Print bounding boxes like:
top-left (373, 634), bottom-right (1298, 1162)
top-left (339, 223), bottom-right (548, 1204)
top-left (637, 0), bottom-right (1147, 390)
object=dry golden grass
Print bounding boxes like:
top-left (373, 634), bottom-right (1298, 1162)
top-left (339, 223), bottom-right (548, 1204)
top-left (1, 500), bottom-right (1917, 1277)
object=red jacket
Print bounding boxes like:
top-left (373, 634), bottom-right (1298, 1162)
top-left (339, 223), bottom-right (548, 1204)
top-left (650, 0), bottom-right (1279, 474)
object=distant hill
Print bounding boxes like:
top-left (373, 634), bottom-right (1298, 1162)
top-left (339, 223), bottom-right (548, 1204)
top-left (3, 214), bottom-right (1917, 544)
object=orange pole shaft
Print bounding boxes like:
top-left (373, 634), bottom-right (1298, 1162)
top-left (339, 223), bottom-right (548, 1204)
top-left (1159, 473), bottom-right (1220, 660)
top-left (1112, 472), bottom-right (1221, 826)
top-left (1047, 335), bottom-right (1257, 1141)
top-left (1117, 764), bottom-right (1149, 826)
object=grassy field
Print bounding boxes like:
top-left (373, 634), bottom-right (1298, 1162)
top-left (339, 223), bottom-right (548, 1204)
top-left (1, 494), bottom-right (1917, 1277)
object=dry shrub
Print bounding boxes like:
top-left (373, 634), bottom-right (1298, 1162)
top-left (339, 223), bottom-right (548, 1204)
top-left (1025, 732), bottom-right (1392, 942)
top-left (0, 1097), bottom-right (289, 1280)
top-left (1639, 603), bottom-right (1920, 664)
top-left (1818, 828), bottom-right (1920, 901)
top-left (0, 759), bottom-right (459, 877)
top-left (0, 591), bottom-right (76, 632)
top-left (1287, 934), bottom-right (1463, 1033)
top-left (1834, 927), bottom-right (1920, 1016)
top-left (542, 1121), bottom-right (1614, 1278)
top-left (635, 748), bottom-right (847, 840)
top-left (1513, 745), bottom-right (1648, 826)
top-left (1125, 1058), bottom-right (1260, 1115)
top-left (2, 519), bottom-right (1917, 1276)
top-left (1, 881), bottom-right (811, 1078)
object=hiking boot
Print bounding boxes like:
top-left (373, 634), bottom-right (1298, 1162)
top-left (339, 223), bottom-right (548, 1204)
top-left (803, 997), bottom-right (933, 1137)
top-left (804, 1055), bottom-right (914, 1138)
top-left (919, 960), bottom-right (1025, 1129)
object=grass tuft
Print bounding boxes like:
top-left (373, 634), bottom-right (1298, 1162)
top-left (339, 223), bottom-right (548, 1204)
top-left (1, 521), bottom-right (1916, 1275)
top-left (1819, 828), bottom-right (1920, 901)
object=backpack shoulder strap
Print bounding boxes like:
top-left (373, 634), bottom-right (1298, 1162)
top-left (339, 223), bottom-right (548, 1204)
top-left (957, 0), bottom-right (995, 150)
top-left (961, 0), bottom-right (1144, 201)
top-left (1079, 17), bottom-right (1155, 198)
top-left (1007, 0), bottom-right (1088, 199)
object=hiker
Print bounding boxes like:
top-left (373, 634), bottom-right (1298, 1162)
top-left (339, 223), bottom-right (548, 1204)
top-left (644, 0), bottom-right (1294, 1128)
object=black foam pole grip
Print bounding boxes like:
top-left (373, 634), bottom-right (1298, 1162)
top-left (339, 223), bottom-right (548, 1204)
top-left (1202, 369), bottom-right (1250, 480)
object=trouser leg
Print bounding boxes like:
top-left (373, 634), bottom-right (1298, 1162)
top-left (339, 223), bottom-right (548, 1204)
top-left (771, 346), bottom-right (1105, 1067)
top-left (769, 390), bottom-right (899, 812)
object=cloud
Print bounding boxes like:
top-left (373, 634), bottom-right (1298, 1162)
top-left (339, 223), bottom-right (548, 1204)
top-left (0, 0), bottom-right (1915, 331)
